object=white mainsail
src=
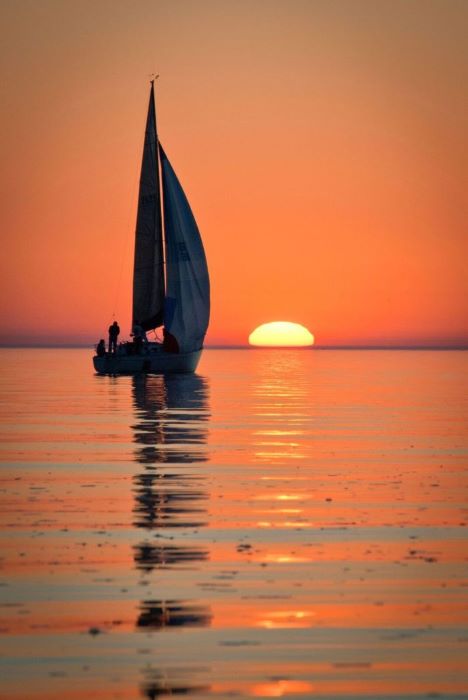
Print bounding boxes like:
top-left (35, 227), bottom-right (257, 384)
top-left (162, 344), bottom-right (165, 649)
top-left (159, 144), bottom-right (210, 353)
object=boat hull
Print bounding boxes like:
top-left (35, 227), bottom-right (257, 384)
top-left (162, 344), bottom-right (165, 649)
top-left (93, 348), bottom-right (202, 375)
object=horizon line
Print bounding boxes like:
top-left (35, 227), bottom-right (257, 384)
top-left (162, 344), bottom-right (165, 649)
top-left (0, 343), bottom-right (467, 351)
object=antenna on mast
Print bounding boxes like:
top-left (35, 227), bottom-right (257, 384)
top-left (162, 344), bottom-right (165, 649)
top-left (149, 73), bottom-right (160, 85)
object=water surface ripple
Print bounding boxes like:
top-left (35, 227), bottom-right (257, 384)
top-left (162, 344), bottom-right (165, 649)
top-left (0, 348), bottom-right (467, 699)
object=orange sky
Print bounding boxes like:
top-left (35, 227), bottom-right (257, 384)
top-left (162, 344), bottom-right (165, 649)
top-left (0, 0), bottom-right (467, 346)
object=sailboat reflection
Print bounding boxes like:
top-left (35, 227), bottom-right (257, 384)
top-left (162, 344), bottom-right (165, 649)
top-left (137, 600), bottom-right (212, 629)
top-left (131, 372), bottom-right (211, 607)
top-left (134, 542), bottom-right (209, 573)
top-left (141, 667), bottom-right (209, 699)
top-left (132, 373), bottom-right (210, 466)
top-left (132, 374), bottom-right (210, 535)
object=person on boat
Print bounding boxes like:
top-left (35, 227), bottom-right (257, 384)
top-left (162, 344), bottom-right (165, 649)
top-left (108, 321), bottom-right (120, 354)
top-left (96, 339), bottom-right (106, 357)
top-left (162, 328), bottom-right (179, 354)
top-left (132, 322), bottom-right (148, 343)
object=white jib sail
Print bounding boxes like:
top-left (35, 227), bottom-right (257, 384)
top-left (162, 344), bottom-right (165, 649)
top-left (160, 145), bottom-right (210, 353)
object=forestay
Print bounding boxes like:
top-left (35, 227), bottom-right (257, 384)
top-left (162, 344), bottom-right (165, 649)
top-left (160, 145), bottom-right (210, 353)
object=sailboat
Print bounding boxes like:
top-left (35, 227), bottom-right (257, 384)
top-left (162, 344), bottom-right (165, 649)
top-left (93, 82), bottom-right (210, 374)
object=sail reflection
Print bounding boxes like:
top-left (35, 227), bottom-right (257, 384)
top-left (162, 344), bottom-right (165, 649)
top-left (131, 371), bottom-right (212, 687)
top-left (132, 374), bottom-right (210, 531)
top-left (131, 374), bottom-right (212, 695)
top-left (137, 600), bottom-right (212, 629)
top-left (141, 666), bottom-right (210, 698)
top-left (134, 542), bottom-right (209, 573)
top-left (132, 472), bottom-right (207, 530)
top-left (132, 374), bottom-right (209, 465)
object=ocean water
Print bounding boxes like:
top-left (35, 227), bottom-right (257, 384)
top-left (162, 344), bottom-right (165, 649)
top-left (0, 347), bottom-right (467, 699)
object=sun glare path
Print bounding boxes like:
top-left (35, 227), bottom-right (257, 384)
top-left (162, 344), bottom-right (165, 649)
top-left (249, 321), bottom-right (314, 347)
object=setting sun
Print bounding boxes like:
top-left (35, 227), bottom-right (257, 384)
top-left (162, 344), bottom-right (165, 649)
top-left (249, 321), bottom-right (315, 347)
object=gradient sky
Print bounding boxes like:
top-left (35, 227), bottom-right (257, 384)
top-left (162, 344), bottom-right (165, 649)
top-left (1, 0), bottom-right (467, 346)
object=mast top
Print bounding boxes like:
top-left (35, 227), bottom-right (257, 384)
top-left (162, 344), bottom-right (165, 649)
top-left (149, 73), bottom-right (160, 86)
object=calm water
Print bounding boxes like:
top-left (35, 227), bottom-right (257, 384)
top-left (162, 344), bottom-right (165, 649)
top-left (0, 348), bottom-right (467, 699)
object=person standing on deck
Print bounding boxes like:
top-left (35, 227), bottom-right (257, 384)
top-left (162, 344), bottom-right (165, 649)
top-left (108, 321), bottom-right (120, 354)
